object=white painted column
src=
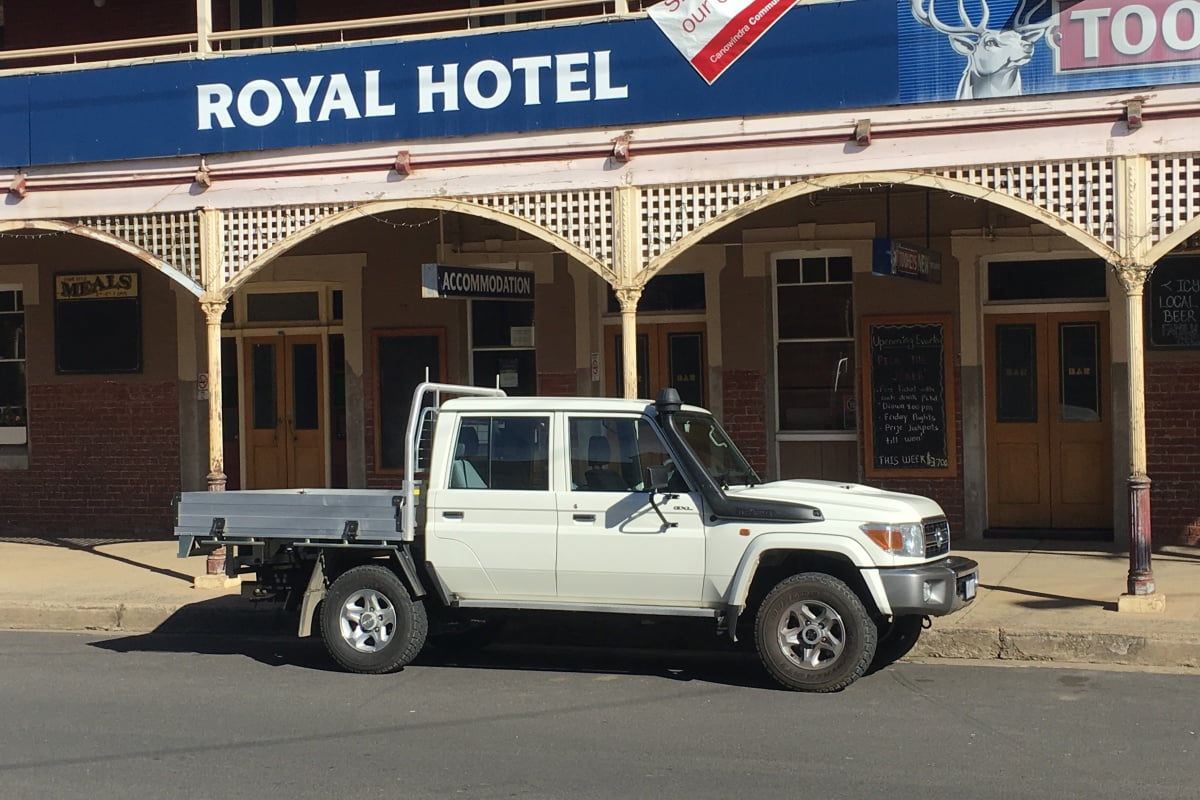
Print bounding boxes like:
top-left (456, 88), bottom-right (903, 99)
top-left (199, 298), bottom-right (226, 492)
top-left (196, 207), bottom-right (230, 583)
top-left (195, 0), bottom-right (212, 55)
top-left (1113, 155), bottom-right (1163, 611)
top-left (615, 287), bottom-right (642, 398)
top-left (611, 186), bottom-right (643, 399)
top-left (1115, 262), bottom-right (1159, 606)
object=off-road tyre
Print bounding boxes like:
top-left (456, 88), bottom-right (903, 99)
top-left (320, 564), bottom-right (428, 674)
top-left (754, 572), bottom-right (877, 692)
top-left (871, 614), bottom-right (925, 671)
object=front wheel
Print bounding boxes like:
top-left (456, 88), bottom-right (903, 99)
top-left (754, 572), bottom-right (876, 692)
top-left (320, 564), bottom-right (428, 674)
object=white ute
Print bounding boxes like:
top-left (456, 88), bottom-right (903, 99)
top-left (177, 382), bottom-right (979, 692)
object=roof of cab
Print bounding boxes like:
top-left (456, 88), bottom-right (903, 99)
top-left (438, 395), bottom-right (657, 415)
top-left (436, 395), bottom-right (710, 415)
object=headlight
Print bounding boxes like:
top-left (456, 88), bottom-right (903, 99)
top-left (860, 522), bottom-right (925, 558)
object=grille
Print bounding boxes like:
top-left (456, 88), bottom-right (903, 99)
top-left (923, 518), bottom-right (950, 558)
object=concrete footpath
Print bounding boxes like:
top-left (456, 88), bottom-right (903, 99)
top-left (0, 535), bottom-right (1198, 669)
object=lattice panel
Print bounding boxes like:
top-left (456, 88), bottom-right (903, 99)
top-left (1150, 155), bottom-right (1200, 245)
top-left (224, 204), bottom-right (355, 281)
top-left (641, 179), bottom-right (797, 262)
top-left (933, 160), bottom-right (1117, 248)
top-left (471, 190), bottom-right (614, 273)
top-left (75, 212), bottom-right (202, 283)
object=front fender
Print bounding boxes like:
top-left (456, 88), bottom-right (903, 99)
top-left (723, 533), bottom-right (892, 618)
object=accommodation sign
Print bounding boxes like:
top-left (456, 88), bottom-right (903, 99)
top-left (421, 264), bottom-right (534, 300)
top-left (55, 272), bottom-right (139, 300)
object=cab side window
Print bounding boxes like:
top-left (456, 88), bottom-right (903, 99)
top-left (449, 416), bottom-right (549, 490)
top-left (568, 417), bottom-right (683, 492)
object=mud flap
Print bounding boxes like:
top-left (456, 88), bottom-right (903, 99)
top-left (297, 555), bottom-right (328, 638)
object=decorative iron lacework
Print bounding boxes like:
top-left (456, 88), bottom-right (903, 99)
top-left (641, 179), bottom-right (798, 262)
top-left (932, 160), bottom-right (1117, 249)
top-left (72, 155), bottom-right (1196, 290)
top-left (470, 190), bottom-right (615, 275)
top-left (223, 204), bottom-right (355, 282)
top-left (1149, 155), bottom-right (1200, 246)
top-left (75, 212), bottom-right (203, 284)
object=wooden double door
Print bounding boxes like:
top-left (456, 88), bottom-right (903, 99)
top-left (605, 323), bottom-right (707, 406)
top-left (243, 335), bottom-right (325, 489)
top-left (985, 312), bottom-right (1111, 530)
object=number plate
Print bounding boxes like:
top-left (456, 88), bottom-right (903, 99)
top-left (960, 573), bottom-right (978, 601)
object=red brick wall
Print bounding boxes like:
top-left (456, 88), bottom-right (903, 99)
top-left (537, 372), bottom-right (577, 397)
top-left (722, 370), bottom-right (768, 477)
top-left (1147, 361), bottom-right (1200, 546)
top-left (0, 382), bottom-right (180, 537)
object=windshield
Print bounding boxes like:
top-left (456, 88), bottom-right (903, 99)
top-left (673, 412), bottom-right (761, 488)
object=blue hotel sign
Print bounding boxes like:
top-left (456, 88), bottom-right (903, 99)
top-left (2, 0), bottom-right (1199, 168)
top-left (872, 238), bottom-right (943, 284)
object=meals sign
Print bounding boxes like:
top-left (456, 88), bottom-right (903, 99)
top-left (55, 272), bottom-right (139, 301)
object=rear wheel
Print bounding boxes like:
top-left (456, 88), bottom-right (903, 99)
top-left (754, 572), bottom-right (876, 692)
top-left (320, 564), bottom-right (428, 674)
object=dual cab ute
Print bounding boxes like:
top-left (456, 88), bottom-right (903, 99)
top-left (176, 383), bottom-right (978, 692)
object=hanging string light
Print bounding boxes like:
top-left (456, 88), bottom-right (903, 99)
top-left (353, 209), bottom-right (439, 229)
top-left (0, 229), bottom-right (71, 239)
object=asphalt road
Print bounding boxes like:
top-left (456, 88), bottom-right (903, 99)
top-left (0, 630), bottom-right (1197, 800)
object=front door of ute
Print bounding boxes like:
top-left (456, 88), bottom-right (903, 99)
top-left (555, 414), bottom-right (706, 605)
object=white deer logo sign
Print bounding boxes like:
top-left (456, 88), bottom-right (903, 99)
top-left (911, 0), bottom-right (1055, 100)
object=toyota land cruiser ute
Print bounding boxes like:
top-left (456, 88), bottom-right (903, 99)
top-left (176, 382), bottom-right (979, 692)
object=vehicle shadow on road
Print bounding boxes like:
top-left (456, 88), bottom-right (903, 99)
top-left (414, 641), bottom-right (774, 691)
top-left (88, 602), bottom-right (783, 690)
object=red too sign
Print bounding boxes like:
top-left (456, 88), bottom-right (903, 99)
top-left (1055, 0), bottom-right (1200, 70)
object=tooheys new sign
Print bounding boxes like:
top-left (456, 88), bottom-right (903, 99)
top-left (648, 0), bottom-right (795, 83)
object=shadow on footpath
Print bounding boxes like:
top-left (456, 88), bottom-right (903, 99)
top-left (88, 601), bottom-right (793, 691)
top-left (978, 583), bottom-right (1118, 612)
top-left (0, 534), bottom-right (193, 583)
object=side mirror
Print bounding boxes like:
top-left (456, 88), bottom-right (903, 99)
top-left (645, 465), bottom-right (669, 492)
top-left (643, 465), bottom-right (677, 528)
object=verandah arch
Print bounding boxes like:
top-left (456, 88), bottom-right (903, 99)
top-left (638, 170), bottom-right (1122, 283)
top-left (216, 197), bottom-right (613, 298)
top-left (0, 219), bottom-right (202, 296)
top-left (1147, 214), bottom-right (1200, 265)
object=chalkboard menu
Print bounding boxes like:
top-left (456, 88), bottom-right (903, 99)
top-left (861, 315), bottom-right (957, 477)
top-left (1148, 256), bottom-right (1200, 349)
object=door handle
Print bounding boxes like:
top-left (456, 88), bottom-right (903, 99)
top-left (442, 511), bottom-right (464, 520)
top-left (572, 513), bottom-right (596, 522)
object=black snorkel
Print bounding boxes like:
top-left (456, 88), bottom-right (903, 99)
top-left (652, 388), bottom-right (823, 524)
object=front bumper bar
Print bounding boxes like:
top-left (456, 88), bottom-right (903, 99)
top-left (878, 555), bottom-right (980, 616)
